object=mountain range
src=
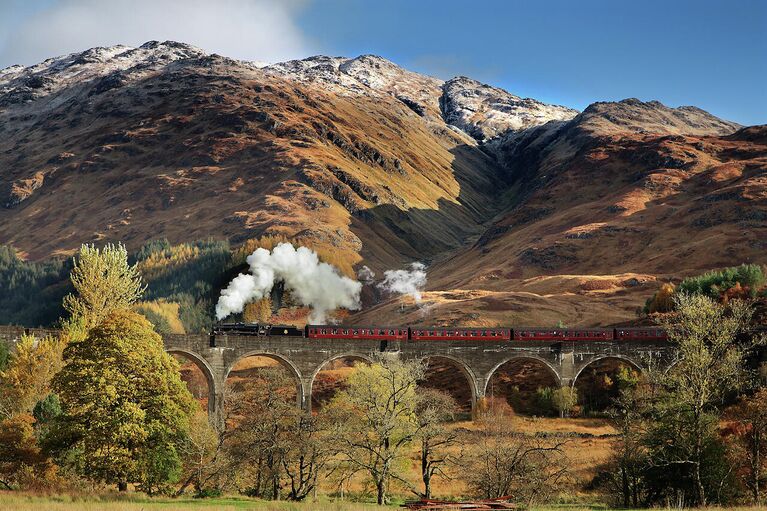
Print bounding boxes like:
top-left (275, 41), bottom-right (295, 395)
top-left (1, 41), bottom-right (765, 327)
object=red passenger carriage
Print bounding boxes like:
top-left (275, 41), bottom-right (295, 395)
top-left (513, 328), bottom-right (614, 341)
top-left (307, 325), bottom-right (408, 341)
top-left (615, 327), bottom-right (668, 341)
top-left (410, 327), bottom-right (511, 341)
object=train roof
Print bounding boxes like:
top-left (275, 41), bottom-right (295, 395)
top-left (514, 326), bottom-right (612, 331)
top-left (308, 325), bottom-right (406, 329)
top-left (411, 326), bottom-right (509, 330)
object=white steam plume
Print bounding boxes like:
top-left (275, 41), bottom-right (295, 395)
top-left (216, 243), bottom-right (362, 323)
top-left (378, 262), bottom-right (427, 303)
top-left (357, 265), bottom-right (376, 284)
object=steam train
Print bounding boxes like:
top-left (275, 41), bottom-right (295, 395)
top-left (211, 323), bottom-right (669, 342)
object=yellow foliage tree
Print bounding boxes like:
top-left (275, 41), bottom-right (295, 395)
top-left (63, 243), bottom-right (146, 338)
top-left (243, 297), bottom-right (273, 323)
top-left (645, 282), bottom-right (676, 314)
top-left (0, 334), bottom-right (64, 419)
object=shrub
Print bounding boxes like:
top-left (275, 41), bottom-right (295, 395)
top-left (644, 282), bottom-right (676, 314)
top-left (678, 264), bottom-right (765, 301)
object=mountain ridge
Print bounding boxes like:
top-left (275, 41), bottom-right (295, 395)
top-left (1, 41), bottom-right (763, 328)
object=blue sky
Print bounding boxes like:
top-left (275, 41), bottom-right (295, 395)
top-left (1, 0), bottom-right (765, 125)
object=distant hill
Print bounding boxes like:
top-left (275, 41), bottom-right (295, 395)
top-left (1, 41), bottom-right (764, 328)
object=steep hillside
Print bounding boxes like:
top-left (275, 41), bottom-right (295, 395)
top-left (375, 125), bottom-right (766, 326)
top-left (2, 42), bottom-right (764, 328)
top-left (0, 42), bottom-right (515, 273)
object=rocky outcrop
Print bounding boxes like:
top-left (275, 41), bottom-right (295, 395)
top-left (440, 76), bottom-right (578, 141)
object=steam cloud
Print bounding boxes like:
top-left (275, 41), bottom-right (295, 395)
top-left (216, 243), bottom-right (362, 323)
top-left (357, 265), bottom-right (376, 284)
top-left (378, 262), bottom-right (427, 303)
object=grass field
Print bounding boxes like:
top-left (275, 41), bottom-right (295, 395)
top-left (1, 494), bottom-right (765, 511)
top-left (0, 494), bottom-right (383, 511)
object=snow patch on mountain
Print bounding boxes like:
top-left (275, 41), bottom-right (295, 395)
top-left (440, 76), bottom-right (578, 141)
top-left (264, 54), bottom-right (444, 118)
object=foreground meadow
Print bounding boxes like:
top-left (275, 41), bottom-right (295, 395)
top-left (1, 494), bottom-right (765, 511)
top-left (0, 493), bottom-right (383, 511)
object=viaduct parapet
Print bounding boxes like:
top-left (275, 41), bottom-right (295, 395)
top-left (0, 325), bottom-right (677, 424)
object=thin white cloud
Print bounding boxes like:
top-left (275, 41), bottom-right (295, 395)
top-left (0, 0), bottom-right (312, 68)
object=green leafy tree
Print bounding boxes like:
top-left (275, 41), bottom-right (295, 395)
top-left (603, 376), bottom-right (651, 507)
top-left (62, 243), bottom-right (146, 337)
top-left (33, 394), bottom-right (61, 434)
top-left (325, 356), bottom-right (425, 505)
top-left (48, 310), bottom-right (196, 492)
top-left (552, 386), bottom-right (578, 418)
top-left (646, 294), bottom-right (759, 506)
top-left (177, 411), bottom-right (226, 497)
top-left (678, 264), bottom-right (765, 301)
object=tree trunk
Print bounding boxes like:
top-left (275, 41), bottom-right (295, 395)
top-left (376, 478), bottom-right (386, 505)
top-left (421, 441), bottom-right (431, 499)
top-left (694, 460), bottom-right (706, 506)
top-left (621, 465), bottom-right (629, 508)
top-left (693, 411), bottom-right (706, 506)
top-left (118, 481), bottom-right (128, 492)
top-left (753, 431), bottom-right (761, 503)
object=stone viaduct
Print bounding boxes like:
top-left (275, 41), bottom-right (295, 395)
top-left (0, 325), bottom-right (677, 424)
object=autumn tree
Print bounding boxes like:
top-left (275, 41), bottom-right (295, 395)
top-left (0, 334), bottom-right (64, 419)
top-left (177, 411), bottom-right (227, 497)
top-left (414, 388), bottom-right (460, 499)
top-left (225, 367), bottom-right (300, 499)
top-left (645, 294), bottom-right (760, 506)
top-left (462, 408), bottom-right (568, 506)
top-left (644, 283), bottom-right (676, 314)
top-left (730, 388), bottom-right (767, 504)
top-left (325, 356), bottom-right (425, 505)
top-left (0, 414), bottom-right (57, 490)
top-left (62, 243), bottom-right (145, 338)
top-left (48, 310), bottom-right (197, 492)
top-left (243, 297), bottom-right (273, 323)
top-left (281, 413), bottom-right (331, 501)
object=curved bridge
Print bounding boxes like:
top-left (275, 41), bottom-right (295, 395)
top-left (0, 326), bottom-right (677, 424)
top-left (164, 332), bottom-right (677, 423)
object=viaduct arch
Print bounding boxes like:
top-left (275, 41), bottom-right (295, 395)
top-left (0, 326), bottom-right (677, 425)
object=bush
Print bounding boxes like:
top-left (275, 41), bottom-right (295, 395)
top-left (644, 282), bottom-right (676, 314)
top-left (678, 264), bottom-right (765, 301)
